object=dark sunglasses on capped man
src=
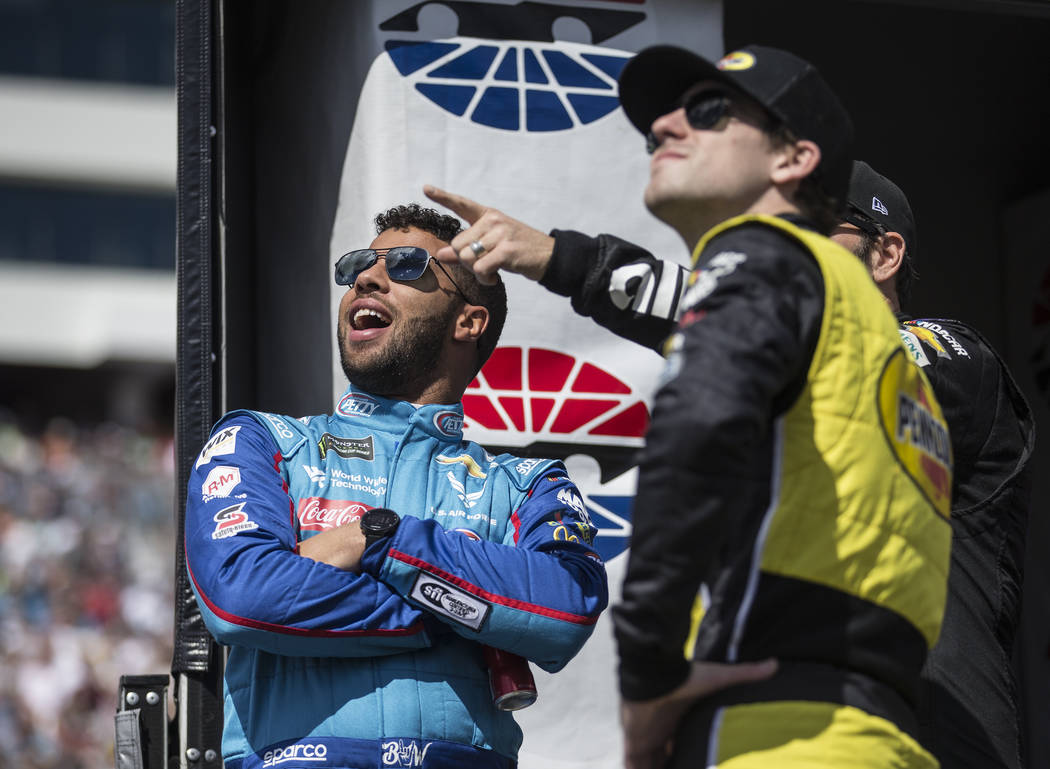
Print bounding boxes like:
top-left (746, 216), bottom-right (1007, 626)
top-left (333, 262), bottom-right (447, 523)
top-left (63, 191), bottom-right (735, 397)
top-left (647, 89), bottom-right (758, 154)
top-left (842, 206), bottom-right (887, 238)
top-left (334, 246), bottom-right (470, 300)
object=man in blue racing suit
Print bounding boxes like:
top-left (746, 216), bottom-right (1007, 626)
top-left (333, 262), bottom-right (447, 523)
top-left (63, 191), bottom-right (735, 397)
top-left (184, 204), bottom-right (609, 769)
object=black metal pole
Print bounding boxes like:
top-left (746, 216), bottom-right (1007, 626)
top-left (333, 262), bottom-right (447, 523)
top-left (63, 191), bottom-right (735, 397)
top-left (173, 0), bottom-right (224, 765)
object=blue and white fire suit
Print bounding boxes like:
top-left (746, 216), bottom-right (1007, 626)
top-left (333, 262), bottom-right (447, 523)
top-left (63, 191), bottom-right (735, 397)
top-left (185, 387), bottom-right (608, 769)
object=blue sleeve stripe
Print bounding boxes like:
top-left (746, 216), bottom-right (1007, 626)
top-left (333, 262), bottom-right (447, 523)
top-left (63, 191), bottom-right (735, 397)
top-left (186, 559), bottom-right (426, 638)
top-left (388, 549), bottom-right (598, 625)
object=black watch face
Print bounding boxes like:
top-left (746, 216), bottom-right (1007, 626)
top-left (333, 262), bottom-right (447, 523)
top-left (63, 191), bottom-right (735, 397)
top-left (363, 508), bottom-right (400, 537)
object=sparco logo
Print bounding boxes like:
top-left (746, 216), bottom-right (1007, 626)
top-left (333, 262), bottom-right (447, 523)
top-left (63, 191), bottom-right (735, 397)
top-left (318, 433), bottom-right (374, 461)
top-left (433, 411), bottom-right (463, 436)
top-left (421, 582), bottom-right (477, 620)
top-left (262, 743), bottom-right (328, 767)
top-left (263, 413), bottom-right (296, 439)
top-left (336, 393), bottom-right (379, 418)
top-left (297, 497), bottom-right (371, 532)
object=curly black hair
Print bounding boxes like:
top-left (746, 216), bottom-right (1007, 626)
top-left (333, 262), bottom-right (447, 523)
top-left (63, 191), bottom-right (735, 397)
top-left (374, 203), bottom-right (463, 244)
top-left (373, 204), bottom-right (507, 376)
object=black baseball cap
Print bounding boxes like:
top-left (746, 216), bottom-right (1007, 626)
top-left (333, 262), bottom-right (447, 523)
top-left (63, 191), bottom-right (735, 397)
top-left (845, 161), bottom-right (917, 257)
top-left (618, 44), bottom-right (854, 203)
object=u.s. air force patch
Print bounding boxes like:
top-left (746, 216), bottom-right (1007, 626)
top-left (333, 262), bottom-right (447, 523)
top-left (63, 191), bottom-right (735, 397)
top-left (877, 348), bottom-right (952, 518)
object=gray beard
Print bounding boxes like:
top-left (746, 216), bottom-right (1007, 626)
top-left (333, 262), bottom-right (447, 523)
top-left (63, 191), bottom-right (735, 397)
top-left (337, 306), bottom-right (457, 398)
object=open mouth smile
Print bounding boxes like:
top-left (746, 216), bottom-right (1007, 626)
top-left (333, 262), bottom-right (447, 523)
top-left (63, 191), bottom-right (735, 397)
top-left (346, 301), bottom-right (393, 341)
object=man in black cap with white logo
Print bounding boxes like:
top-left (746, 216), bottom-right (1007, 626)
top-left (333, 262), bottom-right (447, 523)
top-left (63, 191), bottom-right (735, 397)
top-left (834, 161), bottom-right (1035, 769)
top-left (428, 44), bottom-right (951, 769)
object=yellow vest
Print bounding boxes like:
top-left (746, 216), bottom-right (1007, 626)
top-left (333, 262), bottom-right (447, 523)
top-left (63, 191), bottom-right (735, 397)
top-left (692, 214), bottom-right (951, 648)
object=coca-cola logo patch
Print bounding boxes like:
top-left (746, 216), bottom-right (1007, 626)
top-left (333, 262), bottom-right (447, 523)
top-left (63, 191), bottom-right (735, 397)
top-left (297, 497), bottom-right (372, 532)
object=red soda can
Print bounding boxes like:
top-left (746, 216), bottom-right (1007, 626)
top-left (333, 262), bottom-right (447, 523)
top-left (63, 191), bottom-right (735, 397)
top-left (483, 646), bottom-right (538, 711)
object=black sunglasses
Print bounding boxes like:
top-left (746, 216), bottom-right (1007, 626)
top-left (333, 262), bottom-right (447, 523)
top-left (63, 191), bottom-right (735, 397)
top-left (646, 91), bottom-right (736, 154)
top-left (334, 246), bottom-right (470, 300)
top-left (843, 207), bottom-right (887, 238)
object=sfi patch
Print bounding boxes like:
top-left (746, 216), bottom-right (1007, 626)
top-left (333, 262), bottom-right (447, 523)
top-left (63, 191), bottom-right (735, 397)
top-left (318, 433), bottom-right (374, 461)
top-left (877, 348), bottom-right (952, 518)
top-left (211, 502), bottom-right (259, 539)
top-left (410, 572), bottom-right (490, 631)
top-left (718, 51), bottom-right (755, 71)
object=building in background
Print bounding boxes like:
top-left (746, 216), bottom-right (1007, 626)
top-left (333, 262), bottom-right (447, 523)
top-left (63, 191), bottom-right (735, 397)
top-left (0, 2), bottom-right (176, 767)
top-left (0, 0), bottom-right (176, 431)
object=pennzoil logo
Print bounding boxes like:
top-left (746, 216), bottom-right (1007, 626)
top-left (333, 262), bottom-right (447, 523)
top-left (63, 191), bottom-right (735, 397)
top-left (877, 349), bottom-right (952, 518)
top-left (718, 51), bottom-right (755, 71)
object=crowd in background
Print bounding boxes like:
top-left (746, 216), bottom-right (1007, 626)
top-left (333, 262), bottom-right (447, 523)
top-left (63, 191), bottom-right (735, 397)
top-left (0, 412), bottom-right (175, 768)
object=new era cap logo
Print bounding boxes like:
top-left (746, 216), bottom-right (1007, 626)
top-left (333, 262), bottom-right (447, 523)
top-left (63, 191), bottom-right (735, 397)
top-left (872, 196), bottom-right (889, 215)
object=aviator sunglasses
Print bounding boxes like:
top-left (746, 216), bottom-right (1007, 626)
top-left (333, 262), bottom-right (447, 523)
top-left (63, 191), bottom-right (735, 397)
top-left (647, 90), bottom-right (770, 154)
top-left (334, 246), bottom-right (470, 299)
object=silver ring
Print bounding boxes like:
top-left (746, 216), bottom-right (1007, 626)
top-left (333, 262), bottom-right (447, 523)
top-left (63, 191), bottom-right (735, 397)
top-left (470, 240), bottom-right (486, 257)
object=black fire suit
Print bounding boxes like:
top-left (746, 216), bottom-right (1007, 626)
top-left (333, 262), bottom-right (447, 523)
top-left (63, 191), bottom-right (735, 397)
top-left (541, 225), bottom-right (1034, 769)
top-left (542, 217), bottom-right (951, 767)
top-left (898, 317), bottom-right (1035, 769)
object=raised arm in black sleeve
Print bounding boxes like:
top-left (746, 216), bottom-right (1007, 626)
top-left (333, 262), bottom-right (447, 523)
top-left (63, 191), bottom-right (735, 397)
top-left (612, 221), bottom-right (825, 701)
top-left (542, 229), bottom-right (689, 351)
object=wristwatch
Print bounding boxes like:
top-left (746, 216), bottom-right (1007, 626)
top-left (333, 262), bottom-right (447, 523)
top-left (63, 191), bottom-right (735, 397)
top-left (360, 507), bottom-right (401, 548)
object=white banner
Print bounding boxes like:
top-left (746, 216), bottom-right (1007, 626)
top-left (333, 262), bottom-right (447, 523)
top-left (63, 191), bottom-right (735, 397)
top-left (328, 3), bottom-right (722, 765)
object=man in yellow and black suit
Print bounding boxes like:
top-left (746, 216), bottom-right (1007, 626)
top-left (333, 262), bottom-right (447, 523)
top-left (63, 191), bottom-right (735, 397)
top-left (426, 44), bottom-right (952, 769)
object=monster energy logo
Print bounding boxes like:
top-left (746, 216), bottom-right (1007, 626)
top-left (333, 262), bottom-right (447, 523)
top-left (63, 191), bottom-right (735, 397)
top-left (317, 433), bottom-right (374, 461)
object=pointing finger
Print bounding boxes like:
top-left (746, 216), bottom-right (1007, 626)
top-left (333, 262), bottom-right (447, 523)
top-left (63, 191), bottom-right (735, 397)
top-left (424, 185), bottom-right (488, 225)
